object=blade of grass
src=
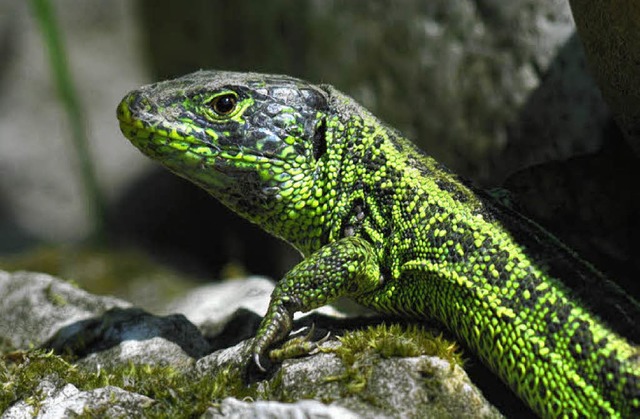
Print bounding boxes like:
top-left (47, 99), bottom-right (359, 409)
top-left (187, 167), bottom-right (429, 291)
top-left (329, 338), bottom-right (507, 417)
top-left (30, 0), bottom-right (106, 243)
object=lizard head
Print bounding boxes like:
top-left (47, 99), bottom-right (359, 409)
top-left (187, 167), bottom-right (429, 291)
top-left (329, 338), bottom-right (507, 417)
top-left (117, 70), bottom-right (340, 254)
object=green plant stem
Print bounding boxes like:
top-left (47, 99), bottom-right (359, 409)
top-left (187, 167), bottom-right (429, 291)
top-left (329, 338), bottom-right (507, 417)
top-left (30, 0), bottom-right (106, 243)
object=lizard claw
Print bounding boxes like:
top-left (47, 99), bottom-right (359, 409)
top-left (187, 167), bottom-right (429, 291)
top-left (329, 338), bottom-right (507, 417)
top-left (301, 323), bottom-right (316, 340)
top-left (298, 323), bottom-right (330, 347)
top-left (253, 352), bottom-right (267, 373)
top-left (316, 330), bottom-right (331, 345)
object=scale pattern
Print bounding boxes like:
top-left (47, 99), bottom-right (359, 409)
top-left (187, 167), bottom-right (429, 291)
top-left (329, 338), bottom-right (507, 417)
top-left (118, 70), bottom-right (640, 417)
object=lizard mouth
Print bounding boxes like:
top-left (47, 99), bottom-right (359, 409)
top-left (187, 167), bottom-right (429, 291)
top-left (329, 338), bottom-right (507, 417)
top-left (119, 118), bottom-right (275, 168)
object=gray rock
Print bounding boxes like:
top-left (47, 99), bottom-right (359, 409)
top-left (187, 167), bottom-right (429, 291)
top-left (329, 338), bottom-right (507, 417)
top-left (51, 307), bottom-right (211, 368)
top-left (569, 0), bottom-right (640, 156)
top-left (169, 276), bottom-right (354, 338)
top-left (195, 338), bottom-right (502, 418)
top-left (167, 276), bottom-right (275, 335)
top-left (204, 397), bottom-right (361, 419)
top-left (0, 270), bottom-right (129, 349)
top-left (277, 353), bottom-right (500, 418)
top-left (1, 380), bottom-right (153, 419)
top-left (302, 0), bottom-right (603, 184)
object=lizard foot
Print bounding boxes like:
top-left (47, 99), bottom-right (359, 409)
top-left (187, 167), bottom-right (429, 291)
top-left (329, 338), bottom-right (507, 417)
top-left (268, 324), bottom-right (331, 365)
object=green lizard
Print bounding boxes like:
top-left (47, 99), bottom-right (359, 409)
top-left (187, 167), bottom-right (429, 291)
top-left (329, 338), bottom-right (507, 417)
top-left (117, 70), bottom-right (640, 417)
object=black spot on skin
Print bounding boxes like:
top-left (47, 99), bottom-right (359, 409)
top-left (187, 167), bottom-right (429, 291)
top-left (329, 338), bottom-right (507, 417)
top-left (363, 148), bottom-right (388, 172)
top-left (313, 118), bottom-right (327, 160)
top-left (594, 337), bottom-right (608, 350)
top-left (556, 304), bottom-right (571, 324)
top-left (541, 305), bottom-right (559, 350)
top-left (404, 229), bottom-right (417, 241)
top-left (406, 155), bottom-right (432, 177)
top-left (372, 181), bottom-right (396, 208)
top-left (547, 321), bottom-right (561, 334)
top-left (538, 384), bottom-right (547, 399)
top-left (373, 151), bottom-right (387, 167)
top-left (435, 179), bottom-right (469, 204)
top-left (600, 353), bottom-right (623, 392)
top-left (340, 197), bottom-right (367, 239)
top-left (418, 165), bottom-right (432, 177)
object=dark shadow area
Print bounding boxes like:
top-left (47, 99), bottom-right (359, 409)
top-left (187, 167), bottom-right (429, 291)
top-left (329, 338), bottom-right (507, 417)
top-left (462, 354), bottom-right (536, 419)
top-left (42, 307), bottom-right (212, 359)
top-left (503, 121), bottom-right (640, 302)
top-left (107, 168), bottom-right (299, 280)
top-left (495, 33), bottom-right (610, 183)
top-left (206, 308), bottom-right (263, 352)
top-left (490, 34), bottom-right (640, 343)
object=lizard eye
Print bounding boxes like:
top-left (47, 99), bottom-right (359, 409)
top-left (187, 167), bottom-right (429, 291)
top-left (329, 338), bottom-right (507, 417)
top-left (210, 94), bottom-right (237, 115)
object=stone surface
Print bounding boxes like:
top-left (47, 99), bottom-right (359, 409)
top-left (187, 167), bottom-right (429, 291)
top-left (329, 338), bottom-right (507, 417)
top-left (0, 270), bottom-right (502, 417)
top-left (569, 0), bottom-right (640, 156)
top-left (204, 397), bottom-right (361, 419)
top-left (0, 270), bottom-right (129, 349)
top-left (167, 276), bottom-right (275, 335)
top-left (1, 380), bottom-right (153, 419)
top-left (48, 307), bottom-right (211, 368)
top-left (305, 0), bottom-right (599, 183)
top-left (275, 352), bottom-right (500, 418)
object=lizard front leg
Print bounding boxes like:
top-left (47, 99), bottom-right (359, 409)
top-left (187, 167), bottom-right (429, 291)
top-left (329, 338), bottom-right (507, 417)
top-left (251, 236), bottom-right (382, 370)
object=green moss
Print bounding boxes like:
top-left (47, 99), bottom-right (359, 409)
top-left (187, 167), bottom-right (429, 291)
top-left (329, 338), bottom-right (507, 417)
top-left (0, 349), bottom-right (286, 417)
top-left (44, 283), bottom-right (67, 307)
top-left (324, 323), bottom-right (462, 396)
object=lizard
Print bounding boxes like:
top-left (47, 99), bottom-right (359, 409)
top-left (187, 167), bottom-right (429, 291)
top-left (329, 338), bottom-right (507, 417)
top-left (117, 70), bottom-right (640, 418)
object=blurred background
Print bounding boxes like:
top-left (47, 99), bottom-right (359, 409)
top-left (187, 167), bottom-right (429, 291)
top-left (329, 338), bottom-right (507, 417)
top-left (0, 0), bottom-right (637, 308)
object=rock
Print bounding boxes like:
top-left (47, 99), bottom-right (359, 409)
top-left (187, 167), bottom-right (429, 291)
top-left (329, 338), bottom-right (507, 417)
top-left (140, 0), bottom-right (593, 184)
top-left (569, 0), bottom-right (640, 155)
top-left (167, 276), bottom-right (274, 334)
top-left (281, 354), bottom-right (500, 418)
top-left (0, 270), bottom-right (503, 417)
top-left (47, 307), bottom-right (211, 368)
top-left (204, 397), bottom-right (361, 419)
top-left (0, 270), bottom-right (129, 349)
top-left (1, 380), bottom-right (153, 419)
top-left (194, 343), bottom-right (501, 418)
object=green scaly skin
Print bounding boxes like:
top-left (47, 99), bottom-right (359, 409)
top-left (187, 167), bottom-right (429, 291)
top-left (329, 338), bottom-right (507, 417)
top-left (117, 71), bottom-right (640, 417)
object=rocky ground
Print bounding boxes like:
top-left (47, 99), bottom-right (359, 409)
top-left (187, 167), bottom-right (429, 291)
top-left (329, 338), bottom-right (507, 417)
top-left (0, 270), bottom-right (502, 418)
